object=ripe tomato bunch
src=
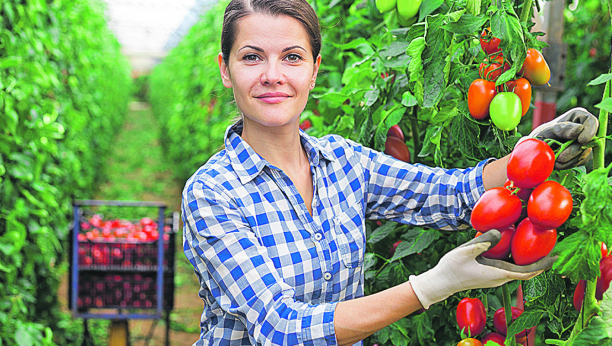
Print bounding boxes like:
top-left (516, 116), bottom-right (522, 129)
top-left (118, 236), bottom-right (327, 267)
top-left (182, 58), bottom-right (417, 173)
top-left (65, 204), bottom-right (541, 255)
top-left (384, 124), bottom-right (411, 163)
top-left (456, 298), bottom-right (534, 345)
top-left (573, 242), bottom-right (612, 311)
top-left (468, 28), bottom-right (551, 131)
top-left (78, 215), bottom-right (170, 243)
top-left (470, 139), bottom-right (573, 265)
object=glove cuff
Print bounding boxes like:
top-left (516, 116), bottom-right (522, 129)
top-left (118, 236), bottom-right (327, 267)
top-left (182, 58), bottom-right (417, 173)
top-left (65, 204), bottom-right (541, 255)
top-left (409, 269), bottom-right (454, 309)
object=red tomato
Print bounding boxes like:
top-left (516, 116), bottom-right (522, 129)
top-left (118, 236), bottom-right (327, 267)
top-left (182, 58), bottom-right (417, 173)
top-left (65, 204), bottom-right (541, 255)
top-left (470, 187), bottom-right (522, 232)
top-left (511, 218), bottom-right (557, 265)
top-left (506, 78), bottom-right (532, 117)
top-left (493, 307), bottom-right (527, 337)
top-left (480, 28), bottom-right (502, 55)
top-left (520, 48), bottom-right (551, 86)
top-left (384, 136), bottom-right (411, 163)
top-left (468, 79), bottom-right (497, 120)
top-left (389, 240), bottom-right (403, 257)
top-left (507, 139), bottom-right (555, 189)
top-left (596, 256), bottom-right (612, 300)
top-left (481, 332), bottom-right (506, 345)
top-left (299, 119), bottom-right (312, 130)
top-left (479, 54), bottom-right (510, 82)
top-left (456, 297), bottom-right (487, 336)
top-left (574, 280), bottom-right (586, 311)
top-left (527, 181), bottom-right (573, 229)
top-left (387, 124), bottom-right (405, 141)
top-left (602, 242), bottom-right (609, 258)
top-left (457, 338), bottom-right (483, 346)
top-left (476, 226), bottom-right (515, 260)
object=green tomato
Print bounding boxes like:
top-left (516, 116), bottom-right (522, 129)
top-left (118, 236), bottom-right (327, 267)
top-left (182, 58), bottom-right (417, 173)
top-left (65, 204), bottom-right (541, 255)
top-left (489, 92), bottom-right (522, 131)
top-left (375, 0), bottom-right (397, 13)
top-left (397, 0), bottom-right (422, 21)
top-left (396, 8), bottom-right (416, 26)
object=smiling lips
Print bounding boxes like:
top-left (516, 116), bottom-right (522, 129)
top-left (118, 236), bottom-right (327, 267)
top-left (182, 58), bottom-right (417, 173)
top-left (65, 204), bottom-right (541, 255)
top-left (256, 92), bottom-right (291, 104)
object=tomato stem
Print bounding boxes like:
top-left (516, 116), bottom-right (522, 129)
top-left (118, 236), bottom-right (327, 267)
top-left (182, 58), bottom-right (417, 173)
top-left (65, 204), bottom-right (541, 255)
top-left (502, 284), bottom-right (518, 346)
top-left (519, 0), bottom-right (534, 23)
top-left (554, 139), bottom-right (576, 161)
top-left (409, 108), bottom-right (422, 160)
top-left (593, 79), bottom-right (610, 170)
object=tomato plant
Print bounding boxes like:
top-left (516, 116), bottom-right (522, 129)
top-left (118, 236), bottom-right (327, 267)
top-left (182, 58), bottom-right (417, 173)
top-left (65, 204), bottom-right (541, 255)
top-left (489, 92), bottom-right (522, 131)
top-left (480, 28), bottom-right (501, 55)
top-left (479, 54), bottom-right (510, 82)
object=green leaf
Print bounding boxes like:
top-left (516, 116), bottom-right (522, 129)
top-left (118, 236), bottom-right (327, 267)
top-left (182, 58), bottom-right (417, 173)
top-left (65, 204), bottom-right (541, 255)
top-left (313, 92), bottom-right (350, 108)
top-left (381, 42), bottom-right (412, 59)
top-left (422, 15), bottom-right (449, 108)
top-left (466, 0), bottom-right (482, 16)
top-left (573, 289), bottom-right (612, 345)
top-left (413, 313), bottom-right (435, 344)
top-left (391, 228), bottom-right (441, 261)
top-left (588, 73), bottom-right (612, 86)
top-left (368, 222), bottom-right (398, 244)
top-left (552, 231), bottom-right (601, 282)
top-left (365, 89), bottom-right (380, 107)
top-left (363, 253), bottom-right (378, 274)
top-left (0, 56), bottom-right (22, 69)
top-left (418, 125), bottom-right (443, 158)
top-left (450, 111), bottom-right (484, 161)
top-left (418, 0), bottom-right (445, 22)
top-left (407, 37), bottom-right (426, 83)
top-left (442, 14), bottom-right (487, 35)
top-left (507, 309), bottom-right (545, 337)
top-left (15, 325), bottom-right (34, 346)
top-left (402, 91), bottom-right (418, 107)
top-left (595, 98), bottom-right (612, 113)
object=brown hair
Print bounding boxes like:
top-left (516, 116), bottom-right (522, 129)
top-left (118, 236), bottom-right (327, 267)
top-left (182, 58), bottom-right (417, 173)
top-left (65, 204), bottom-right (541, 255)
top-left (220, 0), bottom-right (321, 66)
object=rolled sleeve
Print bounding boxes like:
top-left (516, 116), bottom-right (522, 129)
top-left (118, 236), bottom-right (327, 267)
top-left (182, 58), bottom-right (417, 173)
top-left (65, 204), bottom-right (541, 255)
top-left (348, 140), bottom-right (492, 230)
top-left (183, 179), bottom-right (338, 346)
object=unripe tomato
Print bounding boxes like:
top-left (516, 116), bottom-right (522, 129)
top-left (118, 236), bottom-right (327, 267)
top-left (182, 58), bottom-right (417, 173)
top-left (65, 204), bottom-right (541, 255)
top-left (479, 54), bottom-right (510, 82)
top-left (493, 307), bottom-right (527, 337)
top-left (511, 218), bottom-right (557, 265)
top-left (397, 0), bottom-right (423, 22)
top-left (506, 78), bottom-right (532, 117)
top-left (468, 79), bottom-right (496, 120)
top-left (476, 225), bottom-right (515, 260)
top-left (471, 187), bottom-right (522, 232)
top-left (387, 124), bottom-right (405, 141)
top-left (490, 92), bottom-right (522, 131)
top-left (456, 298), bottom-right (487, 336)
top-left (457, 338), bottom-right (483, 346)
top-left (481, 332), bottom-right (506, 346)
top-left (396, 8), bottom-right (417, 26)
top-left (384, 136), bottom-right (411, 163)
top-left (573, 280), bottom-right (586, 311)
top-left (520, 48), bottom-right (551, 86)
top-left (480, 28), bottom-right (502, 55)
top-left (507, 139), bottom-right (555, 189)
top-left (527, 181), bottom-right (573, 229)
top-left (375, 0), bottom-right (397, 13)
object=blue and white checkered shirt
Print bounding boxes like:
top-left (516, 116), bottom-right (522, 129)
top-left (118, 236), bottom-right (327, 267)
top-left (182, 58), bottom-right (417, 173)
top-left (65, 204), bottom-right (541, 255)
top-left (182, 121), bottom-right (489, 346)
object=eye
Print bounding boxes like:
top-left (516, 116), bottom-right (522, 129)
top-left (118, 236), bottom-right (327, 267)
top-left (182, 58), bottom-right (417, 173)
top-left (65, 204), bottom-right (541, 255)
top-left (242, 54), bottom-right (260, 62)
top-left (285, 53), bottom-right (303, 62)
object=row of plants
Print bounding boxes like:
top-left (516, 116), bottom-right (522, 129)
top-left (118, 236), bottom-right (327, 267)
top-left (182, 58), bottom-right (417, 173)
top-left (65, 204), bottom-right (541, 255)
top-left (0, 0), bottom-right (132, 344)
top-left (147, 0), bottom-right (612, 344)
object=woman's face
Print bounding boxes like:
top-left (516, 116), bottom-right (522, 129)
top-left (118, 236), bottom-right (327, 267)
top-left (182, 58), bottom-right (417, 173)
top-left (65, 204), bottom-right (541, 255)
top-left (218, 13), bottom-right (321, 129)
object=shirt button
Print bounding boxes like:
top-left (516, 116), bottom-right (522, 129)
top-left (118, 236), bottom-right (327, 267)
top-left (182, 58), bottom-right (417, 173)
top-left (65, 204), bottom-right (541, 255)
top-left (314, 233), bottom-right (323, 241)
top-left (323, 272), bottom-right (332, 281)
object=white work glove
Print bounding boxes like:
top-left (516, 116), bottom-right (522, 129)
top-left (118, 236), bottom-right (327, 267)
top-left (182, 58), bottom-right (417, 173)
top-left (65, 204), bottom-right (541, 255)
top-left (516, 107), bottom-right (599, 170)
top-left (408, 231), bottom-right (556, 309)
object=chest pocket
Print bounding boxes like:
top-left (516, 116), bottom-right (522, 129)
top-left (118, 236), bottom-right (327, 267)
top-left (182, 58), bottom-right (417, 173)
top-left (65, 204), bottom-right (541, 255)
top-left (333, 204), bottom-right (365, 268)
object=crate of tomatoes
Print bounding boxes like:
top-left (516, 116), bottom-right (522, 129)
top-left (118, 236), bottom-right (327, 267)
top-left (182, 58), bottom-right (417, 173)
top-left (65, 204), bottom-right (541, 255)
top-left (69, 200), bottom-right (177, 320)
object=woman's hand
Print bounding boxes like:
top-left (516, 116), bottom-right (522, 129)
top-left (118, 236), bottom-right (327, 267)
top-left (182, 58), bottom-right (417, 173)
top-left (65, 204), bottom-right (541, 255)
top-left (409, 230), bottom-right (555, 308)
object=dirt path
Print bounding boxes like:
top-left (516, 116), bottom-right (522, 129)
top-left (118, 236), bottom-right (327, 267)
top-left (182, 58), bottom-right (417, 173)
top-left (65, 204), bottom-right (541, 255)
top-left (58, 102), bottom-right (204, 346)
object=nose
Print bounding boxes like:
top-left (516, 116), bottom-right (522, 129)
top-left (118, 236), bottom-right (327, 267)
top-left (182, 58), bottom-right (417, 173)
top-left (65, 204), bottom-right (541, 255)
top-left (260, 61), bottom-right (285, 85)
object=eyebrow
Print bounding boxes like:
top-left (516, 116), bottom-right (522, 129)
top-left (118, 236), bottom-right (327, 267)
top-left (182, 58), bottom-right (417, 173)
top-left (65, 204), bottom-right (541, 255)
top-left (238, 45), bottom-right (307, 53)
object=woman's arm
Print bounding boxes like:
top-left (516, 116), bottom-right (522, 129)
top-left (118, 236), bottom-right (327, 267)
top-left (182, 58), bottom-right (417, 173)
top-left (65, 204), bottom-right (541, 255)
top-left (334, 281), bottom-right (422, 346)
top-left (482, 154), bottom-right (510, 190)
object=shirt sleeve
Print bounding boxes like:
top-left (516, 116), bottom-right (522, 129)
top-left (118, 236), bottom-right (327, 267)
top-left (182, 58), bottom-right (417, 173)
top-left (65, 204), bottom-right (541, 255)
top-left (347, 140), bottom-right (492, 230)
top-left (182, 179), bottom-right (339, 346)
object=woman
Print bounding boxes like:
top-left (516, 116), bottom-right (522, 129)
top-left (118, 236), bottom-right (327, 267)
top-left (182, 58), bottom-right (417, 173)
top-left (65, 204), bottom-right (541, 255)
top-left (182, 1), bottom-right (598, 345)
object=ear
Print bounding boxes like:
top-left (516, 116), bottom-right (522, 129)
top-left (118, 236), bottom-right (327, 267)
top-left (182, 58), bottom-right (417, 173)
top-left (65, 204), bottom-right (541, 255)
top-left (218, 52), bottom-right (233, 88)
top-left (310, 54), bottom-right (322, 90)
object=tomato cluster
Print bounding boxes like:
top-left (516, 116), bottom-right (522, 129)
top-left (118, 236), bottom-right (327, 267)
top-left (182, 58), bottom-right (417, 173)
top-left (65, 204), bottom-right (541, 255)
top-left (573, 243), bottom-right (612, 311)
top-left (468, 28), bottom-right (551, 131)
top-left (470, 139), bottom-right (572, 265)
top-left (78, 215), bottom-right (170, 243)
top-left (375, 0), bottom-right (423, 26)
top-left (456, 298), bottom-right (533, 345)
top-left (384, 125), bottom-right (411, 163)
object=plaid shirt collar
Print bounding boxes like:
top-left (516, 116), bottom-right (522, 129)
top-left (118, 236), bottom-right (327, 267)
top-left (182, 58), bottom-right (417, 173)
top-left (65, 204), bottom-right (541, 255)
top-left (224, 120), bottom-right (337, 185)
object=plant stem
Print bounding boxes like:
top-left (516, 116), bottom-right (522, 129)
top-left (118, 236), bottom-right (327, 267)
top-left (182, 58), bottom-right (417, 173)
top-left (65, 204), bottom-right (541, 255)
top-left (593, 80), bottom-right (610, 170)
top-left (519, 0), bottom-right (534, 23)
top-left (555, 139), bottom-right (575, 161)
top-left (563, 279), bottom-right (600, 346)
top-left (502, 284), bottom-right (518, 346)
top-left (410, 108), bottom-right (422, 159)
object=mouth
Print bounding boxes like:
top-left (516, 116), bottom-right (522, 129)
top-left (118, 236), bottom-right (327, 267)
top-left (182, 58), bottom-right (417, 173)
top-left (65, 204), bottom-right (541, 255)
top-left (255, 92), bottom-right (291, 104)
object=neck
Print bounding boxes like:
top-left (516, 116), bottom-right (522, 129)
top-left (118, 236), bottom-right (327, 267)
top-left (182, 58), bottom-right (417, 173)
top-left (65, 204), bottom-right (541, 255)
top-left (240, 117), bottom-right (309, 174)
